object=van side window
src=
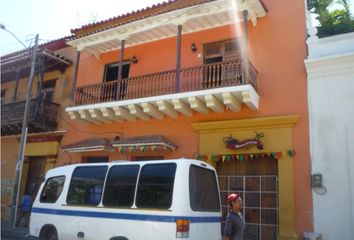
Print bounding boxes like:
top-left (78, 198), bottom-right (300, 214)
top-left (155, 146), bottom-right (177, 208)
top-left (136, 163), bottom-right (176, 209)
top-left (103, 165), bottom-right (140, 207)
top-left (67, 166), bottom-right (108, 206)
top-left (40, 176), bottom-right (66, 203)
top-left (189, 165), bottom-right (220, 212)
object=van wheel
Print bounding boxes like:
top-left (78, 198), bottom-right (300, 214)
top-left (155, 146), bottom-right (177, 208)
top-left (109, 237), bottom-right (129, 240)
top-left (40, 227), bottom-right (58, 240)
top-left (46, 231), bottom-right (58, 240)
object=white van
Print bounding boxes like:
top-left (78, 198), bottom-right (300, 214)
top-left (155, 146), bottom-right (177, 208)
top-left (29, 158), bottom-right (222, 240)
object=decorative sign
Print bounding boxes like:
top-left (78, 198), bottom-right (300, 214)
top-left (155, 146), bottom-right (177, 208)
top-left (223, 132), bottom-right (264, 150)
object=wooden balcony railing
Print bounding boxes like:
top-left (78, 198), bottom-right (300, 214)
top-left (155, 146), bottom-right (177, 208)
top-left (1, 98), bottom-right (60, 135)
top-left (74, 60), bottom-right (257, 106)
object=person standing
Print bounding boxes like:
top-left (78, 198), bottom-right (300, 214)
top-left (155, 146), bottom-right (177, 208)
top-left (224, 193), bottom-right (245, 240)
top-left (16, 190), bottom-right (33, 227)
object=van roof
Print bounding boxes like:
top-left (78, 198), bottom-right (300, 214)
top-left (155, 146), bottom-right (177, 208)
top-left (45, 158), bottom-right (212, 178)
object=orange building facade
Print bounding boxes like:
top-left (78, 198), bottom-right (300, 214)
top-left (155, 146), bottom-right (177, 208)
top-left (59, 0), bottom-right (313, 239)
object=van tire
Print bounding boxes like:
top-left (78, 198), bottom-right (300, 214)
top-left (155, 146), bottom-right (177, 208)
top-left (109, 237), bottom-right (129, 240)
top-left (39, 225), bottom-right (58, 240)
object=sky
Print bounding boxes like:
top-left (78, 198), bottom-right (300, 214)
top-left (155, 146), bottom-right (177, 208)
top-left (1, 0), bottom-right (354, 56)
top-left (0, 0), bottom-right (165, 55)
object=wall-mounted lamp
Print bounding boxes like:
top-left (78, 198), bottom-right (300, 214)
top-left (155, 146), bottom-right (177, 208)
top-left (191, 43), bottom-right (197, 53)
top-left (131, 56), bottom-right (138, 64)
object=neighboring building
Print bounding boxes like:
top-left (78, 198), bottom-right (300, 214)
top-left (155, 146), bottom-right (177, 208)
top-left (59, 0), bottom-right (313, 239)
top-left (305, 19), bottom-right (354, 240)
top-left (0, 38), bottom-right (75, 226)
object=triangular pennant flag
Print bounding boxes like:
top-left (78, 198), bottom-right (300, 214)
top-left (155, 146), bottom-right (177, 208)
top-left (221, 155), bottom-right (226, 163)
top-left (239, 155), bottom-right (244, 161)
top-left (202, 155), bottom-right (208, 161)
top-left (226, 155), bottom-right (231, 162)
top-left (287, 149), bottom-right (295, 157)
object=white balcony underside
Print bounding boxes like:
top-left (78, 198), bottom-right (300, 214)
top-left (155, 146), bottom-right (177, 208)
top-left (66, 84), bottom-right (259, 124)
top-left (67, 0), bottom-right (266, 57)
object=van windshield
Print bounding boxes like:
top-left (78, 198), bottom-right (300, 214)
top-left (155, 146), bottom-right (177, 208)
top-left (189, 165), bottom-right (220, 212)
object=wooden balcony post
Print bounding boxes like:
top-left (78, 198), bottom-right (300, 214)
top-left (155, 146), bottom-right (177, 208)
top-left (242, 10), bottom-right (250, 84)
top-left (12, 70), bottom-right (20, 102)
top-left (175, 25), bottom-right (182, 92)
top-left (71, 50), bottom-right (81, 101)
top-left (37, 56), bottom-right (45, 99)
top-left (116, 39), bottom-right (125, 100)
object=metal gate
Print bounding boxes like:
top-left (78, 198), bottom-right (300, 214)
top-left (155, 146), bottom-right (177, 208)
top-left (218, 175), bottom-right (279, 240)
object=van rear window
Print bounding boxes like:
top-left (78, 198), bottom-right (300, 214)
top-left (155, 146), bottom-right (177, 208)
top-left (136, 163), bottom-right (176, 209)
top-left (103, 165), bottom-right (140, 207)
top-left (189, 165), bottom-right (220, 212)
top-left (67, 166), bottom-right (108, 206)
top-left (40, 176), bottom-right (65, 203)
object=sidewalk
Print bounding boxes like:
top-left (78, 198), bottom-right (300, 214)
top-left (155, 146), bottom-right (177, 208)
top-left (1, 227), bottom-right (37, 240)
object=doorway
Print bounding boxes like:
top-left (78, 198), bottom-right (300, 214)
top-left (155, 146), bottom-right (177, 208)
top-left (103, 61), bottom-right (130, 101)
top-left (203, 39), bottom-right (242, 88)
top-left (25, 157), bottom-right (46, 198)
top-left (217, 158), bottom-right (279, 240)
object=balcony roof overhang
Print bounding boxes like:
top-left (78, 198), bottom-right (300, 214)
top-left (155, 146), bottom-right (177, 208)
top-left (65, 84), bottom-right (259, 124)
top-left (1, 48), bottom-right (72, 82)
top-left (66, 0), bottom-right (266, 57)
top-left (62, 138), bottom-right (114, 153)
top-left (113, 135), bottom-right (177, 152)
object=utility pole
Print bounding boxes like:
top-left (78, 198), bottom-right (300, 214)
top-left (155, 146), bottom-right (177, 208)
top-left (11, 34), bottom-right (39, 229)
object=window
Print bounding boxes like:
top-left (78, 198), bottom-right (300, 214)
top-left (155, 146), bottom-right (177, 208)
top-left (40, 79), bottom-right (56, 101)
top-left (189, 165), bottom-right (220, 212)
top-left (83, 156), bottom-right (109, 163)
top-left (132, 156), bottom-right (164, 161)
top-left (40, 176), bottom-right (65, 203)
top-left (1, 90), bottom-right (6, 103)
top-left (136, 163), bottom-right (176, 209)
top-left (103, 165), bottom-right (140, 207)
top-left (67, 166), bottom-right (108, 206)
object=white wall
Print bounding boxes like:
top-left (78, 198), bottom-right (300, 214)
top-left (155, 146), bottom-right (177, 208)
top-left (305, 32), bottom-right (354, 240)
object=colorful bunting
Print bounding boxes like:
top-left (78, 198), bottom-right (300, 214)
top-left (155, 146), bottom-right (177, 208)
top-left (197, 149), bottom-right (296, 163)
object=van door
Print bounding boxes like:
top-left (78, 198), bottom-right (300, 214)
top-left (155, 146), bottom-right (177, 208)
top-left (188, 164), bottom-right (222, 239)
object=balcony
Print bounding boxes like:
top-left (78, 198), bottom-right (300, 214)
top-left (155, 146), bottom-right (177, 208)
top-left (67, 60), bottom-right (259, 124)
top-left (74, 60), bottom-right (257, 105)
top-left (1, 98), bottom-right (60, 136)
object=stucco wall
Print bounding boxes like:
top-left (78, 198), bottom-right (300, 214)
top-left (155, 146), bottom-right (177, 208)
top-left (65, 0), bottom-right (312, 236)
top-left (306, 32), bottom-right (354, 240)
